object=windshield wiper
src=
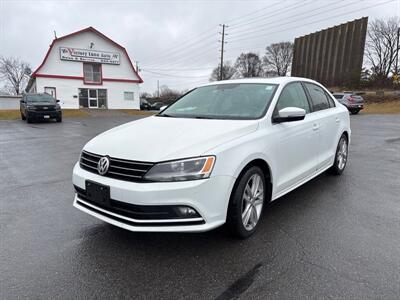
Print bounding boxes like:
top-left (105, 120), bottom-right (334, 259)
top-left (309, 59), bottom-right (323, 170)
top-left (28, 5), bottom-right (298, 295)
top-left (157, 113), bottom-right (174, 117)
top-left (193, 116), bottom-right (216, 119)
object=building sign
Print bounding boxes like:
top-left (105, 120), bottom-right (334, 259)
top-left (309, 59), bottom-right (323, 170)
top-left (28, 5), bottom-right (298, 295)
top-left (59, 47), bottom-right (120, 65)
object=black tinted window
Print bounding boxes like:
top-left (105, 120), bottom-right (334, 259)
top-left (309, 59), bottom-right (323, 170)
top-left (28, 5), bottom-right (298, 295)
top-left (275, 82), bottom-right (310, 114)
top-left (305, 83), bottom-right (330, 111)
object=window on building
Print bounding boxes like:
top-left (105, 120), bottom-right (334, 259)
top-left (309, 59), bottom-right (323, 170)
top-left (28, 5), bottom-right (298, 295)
top-left (83, 63), bottom-right (102, 84)
top-left (124, 91), bottom-right (134, 101)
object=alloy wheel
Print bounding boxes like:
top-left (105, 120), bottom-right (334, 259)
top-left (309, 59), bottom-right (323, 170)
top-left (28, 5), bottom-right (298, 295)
top-left (241, 173), bottom-right (264, 231)
top-left (337, 137), bottom-right (348, 170)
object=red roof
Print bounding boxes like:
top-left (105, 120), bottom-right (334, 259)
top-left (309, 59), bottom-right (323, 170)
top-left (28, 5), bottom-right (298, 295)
top-left (31, 26), bottom-right (143, 83)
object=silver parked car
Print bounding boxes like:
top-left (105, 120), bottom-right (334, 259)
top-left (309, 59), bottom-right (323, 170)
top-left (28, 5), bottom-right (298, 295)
top-left (332, 93), bottom-right (364, 115)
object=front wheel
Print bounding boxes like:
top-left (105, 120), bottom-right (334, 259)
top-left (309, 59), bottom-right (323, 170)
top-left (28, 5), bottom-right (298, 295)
top-left (21, 112), bottom-right (26, 120)
top-left (329, 134), bottom-right (348, 175)
top-left (56, 113), bottom-right (62, 123)
top-left (350, 109), bottom-right (360, 115)
top-left (26, 113), bottom-right (33, 123)
top-left (226, 166), bottom-right (267, 238)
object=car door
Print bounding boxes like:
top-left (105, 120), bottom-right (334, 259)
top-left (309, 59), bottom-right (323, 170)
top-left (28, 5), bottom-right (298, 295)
top-left (304, 83), bottom-right (339, 171)
top-left (270, 82), bottom-right (320, 197)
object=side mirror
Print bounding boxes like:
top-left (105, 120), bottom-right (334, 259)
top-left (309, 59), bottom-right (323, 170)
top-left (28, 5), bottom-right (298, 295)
top-left (20, 100), bottom-right (25, 103)
top-left (56, 99), bottom-right (60, 103)
top-left (273, 107), bottom-right (306, 123)
top-left (160, 105), bottom-right (168, 111)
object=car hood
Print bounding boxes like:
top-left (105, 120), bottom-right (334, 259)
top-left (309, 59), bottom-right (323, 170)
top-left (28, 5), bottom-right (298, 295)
top-left (84, 116), bottom-right (259, 162)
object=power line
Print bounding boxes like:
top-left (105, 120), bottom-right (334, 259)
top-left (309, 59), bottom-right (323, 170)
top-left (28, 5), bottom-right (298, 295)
top-left (145, 66), bottom-right (214, 71)
top-left (228, 0), bottom-right (311, 29)
top-left (141, 69), bottom-right (210, 78)
top-left (140, 25), bottom-right (218, 63)
top-left (223, 1), bottom-right (284, 25)
top-left (143, 34), bottom-right (218, 66)
top-left (228, 0), bottom-right (394, 45)
top-left (229, 0), bottom-right (360, 41)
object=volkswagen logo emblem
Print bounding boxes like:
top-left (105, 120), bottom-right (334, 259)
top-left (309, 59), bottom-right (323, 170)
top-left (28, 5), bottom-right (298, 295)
top-left (97, 156), bottom-right (110, 175)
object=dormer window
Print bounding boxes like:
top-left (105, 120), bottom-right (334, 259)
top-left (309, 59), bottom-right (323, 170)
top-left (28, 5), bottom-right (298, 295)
top-left (83, 63), bottom-right (102, 84)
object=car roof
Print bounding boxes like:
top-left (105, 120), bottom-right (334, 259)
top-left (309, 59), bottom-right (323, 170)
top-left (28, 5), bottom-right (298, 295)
top-left (197, 76), bottom-right (321, 88)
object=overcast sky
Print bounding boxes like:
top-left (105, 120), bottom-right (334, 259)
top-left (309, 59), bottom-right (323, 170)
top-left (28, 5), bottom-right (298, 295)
top-left (0, 0), bottom-right (398, 93)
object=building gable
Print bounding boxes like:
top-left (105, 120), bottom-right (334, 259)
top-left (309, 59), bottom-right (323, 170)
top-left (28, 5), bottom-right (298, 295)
top-left (32, 27), bottom-right (143, 83)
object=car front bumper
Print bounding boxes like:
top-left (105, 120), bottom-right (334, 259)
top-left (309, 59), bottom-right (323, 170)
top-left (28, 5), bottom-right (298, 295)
top-left (72, 162), bottom-right (235, 232)
top-left (28, 110), bottom-right (61, 119)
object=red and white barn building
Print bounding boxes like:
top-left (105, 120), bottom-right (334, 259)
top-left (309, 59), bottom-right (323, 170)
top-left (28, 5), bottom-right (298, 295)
top-left (28, 27), bottom-right (143, 109)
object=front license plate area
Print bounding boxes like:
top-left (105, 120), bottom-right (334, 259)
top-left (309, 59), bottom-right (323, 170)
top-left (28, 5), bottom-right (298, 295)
top-left (43, 115), bottom-right (50, 119)
top-left (85, 180), bottom-right (110, 207)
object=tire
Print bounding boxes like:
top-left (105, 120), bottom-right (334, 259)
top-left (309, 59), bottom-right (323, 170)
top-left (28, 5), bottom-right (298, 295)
top-left (226, 166), bottom-right (267, 238)
top-left (329, 134), bottom-right (348, 175)
top-left (26, 113), bottom-right (33, 123)
top-left (21, 112), bottom-right (26, 120)
top-left (350, 109), bottom-right (360, 115)
top-left (56, 113), bottom-right (62, 123)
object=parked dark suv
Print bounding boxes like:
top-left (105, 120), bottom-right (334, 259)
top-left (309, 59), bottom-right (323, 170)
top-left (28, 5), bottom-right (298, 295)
top-left (20, 93), bottom-right (62, 123)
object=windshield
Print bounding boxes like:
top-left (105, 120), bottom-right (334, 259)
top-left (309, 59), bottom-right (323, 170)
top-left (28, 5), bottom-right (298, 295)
top-left (159, 83), bottom-right (278, 120)
top-left (26, 94), bottom-right (55, 103)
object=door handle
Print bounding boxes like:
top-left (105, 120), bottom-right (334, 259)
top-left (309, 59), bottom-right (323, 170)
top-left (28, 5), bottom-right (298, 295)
top-left (312, 124), bottom-right (319, 131)
top-left (335, 117), bottom-right (340, 123)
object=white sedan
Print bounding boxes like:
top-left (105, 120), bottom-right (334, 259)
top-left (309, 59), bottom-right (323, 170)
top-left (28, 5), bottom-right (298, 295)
top-left (72, 77), bottom-right (350, 238)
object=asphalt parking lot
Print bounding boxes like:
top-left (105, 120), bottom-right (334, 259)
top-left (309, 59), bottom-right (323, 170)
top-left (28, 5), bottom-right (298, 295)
top-left (1, 113), bottom-right (399, 299)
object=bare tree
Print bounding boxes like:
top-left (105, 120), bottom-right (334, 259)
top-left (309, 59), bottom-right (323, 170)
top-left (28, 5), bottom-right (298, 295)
top-left (152, 85), bottom-right (182, 103)
top-left (263, 42), bottom-right (293, 76)
top-left (234, 52), bottom-right (264, 78)
top-left (0, 56), bottom-right (31, 95)
top-left (209, 61), bottom-right (236, 81)
top-left (365, 17), bottom-right (400, 85)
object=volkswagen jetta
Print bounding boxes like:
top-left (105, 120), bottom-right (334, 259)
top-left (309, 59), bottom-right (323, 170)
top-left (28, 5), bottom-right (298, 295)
top-left (72, 77), bottom-right (350, 238)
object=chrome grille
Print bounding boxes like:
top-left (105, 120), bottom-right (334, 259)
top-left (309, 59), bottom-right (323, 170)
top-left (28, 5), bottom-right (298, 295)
top-left (80, 151), bottom-right (154, 182)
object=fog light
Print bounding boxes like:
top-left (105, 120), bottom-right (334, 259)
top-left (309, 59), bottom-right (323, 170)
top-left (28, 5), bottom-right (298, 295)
top-left (176, 206), bottom-right (200, 218)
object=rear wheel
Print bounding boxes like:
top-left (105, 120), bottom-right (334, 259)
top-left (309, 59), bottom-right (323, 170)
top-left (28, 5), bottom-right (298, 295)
top-left (329, 134), bottom-right (348, 175)
top-left (226, 166), bottom-right (267, 238)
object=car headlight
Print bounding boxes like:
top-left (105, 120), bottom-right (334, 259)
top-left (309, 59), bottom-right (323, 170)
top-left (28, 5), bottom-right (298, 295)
top-left (144, 156), bottom-right (215, 182)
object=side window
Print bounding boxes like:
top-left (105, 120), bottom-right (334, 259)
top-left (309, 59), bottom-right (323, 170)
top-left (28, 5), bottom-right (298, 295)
top-left (325, 92), bottom-right (336, 108)
top-left (274, 82), bottom-right (310, 114)
top-left (304, 83), bottom-right (330, 111)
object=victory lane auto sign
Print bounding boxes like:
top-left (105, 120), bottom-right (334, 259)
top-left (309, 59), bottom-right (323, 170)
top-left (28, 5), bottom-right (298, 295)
top-left (59, 47), bottom-right (120, 65)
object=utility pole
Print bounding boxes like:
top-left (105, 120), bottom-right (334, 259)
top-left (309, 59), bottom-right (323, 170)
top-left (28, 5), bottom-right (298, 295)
top-left (219, 24), bottom-right (228, 81)
top-left (395, 27), bottom-right (399, 75)
top-left (157, 80), bottom-right (160, 98)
